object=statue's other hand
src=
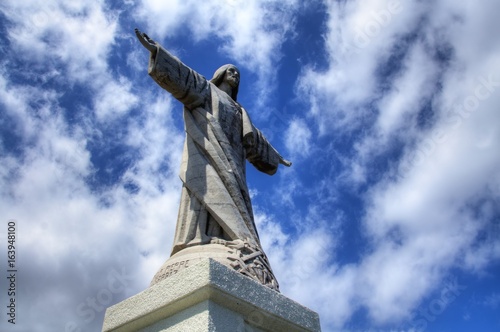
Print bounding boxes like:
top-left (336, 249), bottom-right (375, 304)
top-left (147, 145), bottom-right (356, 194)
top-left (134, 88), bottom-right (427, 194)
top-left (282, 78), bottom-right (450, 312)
top-left (135, 28), bottom-right (157, 53)
top-left (280, 158), bottom-right (292, 167)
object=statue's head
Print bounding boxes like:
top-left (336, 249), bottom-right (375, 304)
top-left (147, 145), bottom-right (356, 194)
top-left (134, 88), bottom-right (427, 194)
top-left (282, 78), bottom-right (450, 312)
top-left (210, 64), bottom-right (240, 101)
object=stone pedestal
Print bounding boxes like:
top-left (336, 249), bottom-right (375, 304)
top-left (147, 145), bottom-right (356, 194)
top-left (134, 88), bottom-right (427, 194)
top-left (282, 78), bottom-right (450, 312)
top-left (102, 259), bottom-right (321, 332)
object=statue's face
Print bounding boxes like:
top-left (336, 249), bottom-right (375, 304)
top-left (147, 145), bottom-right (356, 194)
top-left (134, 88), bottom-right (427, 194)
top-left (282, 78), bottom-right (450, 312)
top-left (224, 66), bottom-right (240, 88)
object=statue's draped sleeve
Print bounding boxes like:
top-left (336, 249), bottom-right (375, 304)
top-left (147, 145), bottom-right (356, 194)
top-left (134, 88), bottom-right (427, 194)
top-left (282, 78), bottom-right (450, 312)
top-left (148, 44), bottom-right (209, 110)
top-left (242, 109), bottom-right (281, 175)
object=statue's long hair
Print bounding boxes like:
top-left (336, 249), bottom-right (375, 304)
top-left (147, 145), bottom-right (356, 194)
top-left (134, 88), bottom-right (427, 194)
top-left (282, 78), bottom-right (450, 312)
top-left (210, 64), bottom-right (239, 101)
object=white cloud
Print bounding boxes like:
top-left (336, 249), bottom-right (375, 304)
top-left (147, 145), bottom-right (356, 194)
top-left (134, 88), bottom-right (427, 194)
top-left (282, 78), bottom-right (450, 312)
top-left (2, 0), bottom-right (118, 84)
top-left (254, 209), bottom-right (341, 309)
top-left (295, 0), bottom-right (500, 329)
top-left (375, 41), bottom-right (439, 140)
top-left (0, 79), bottom-right (180, 331)
top-left (0, 2), bottom-right (185, 331)
top-left (94, 77), bottom-right (139, 121)
top-left (0, 86), bottom-right (182, 332)
top-left (297, 0), bottom-right (426, 134)
top-left (136, 0), bottom-right (299, 103)
top-left (285, 118), bottom-right (313, 159)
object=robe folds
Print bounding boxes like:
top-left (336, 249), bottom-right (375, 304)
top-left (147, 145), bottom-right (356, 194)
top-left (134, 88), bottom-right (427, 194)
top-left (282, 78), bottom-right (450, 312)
top-left (147, 45), bottom-right (283, 256)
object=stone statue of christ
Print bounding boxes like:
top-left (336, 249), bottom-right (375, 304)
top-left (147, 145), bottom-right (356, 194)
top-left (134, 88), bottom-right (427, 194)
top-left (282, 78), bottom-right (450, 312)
top-left (136, 29), bottom-right (290, 291)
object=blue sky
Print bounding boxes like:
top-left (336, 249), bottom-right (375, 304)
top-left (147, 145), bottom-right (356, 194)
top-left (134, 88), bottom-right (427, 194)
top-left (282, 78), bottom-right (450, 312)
top-left (1, 1), bottom-right (499, 331)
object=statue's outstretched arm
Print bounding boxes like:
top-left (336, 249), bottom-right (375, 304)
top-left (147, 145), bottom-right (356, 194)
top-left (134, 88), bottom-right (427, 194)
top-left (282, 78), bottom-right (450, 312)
top-left (135, 28), bottom-right (157, 53)
top-left (134, 28), bottom-right (209, 109)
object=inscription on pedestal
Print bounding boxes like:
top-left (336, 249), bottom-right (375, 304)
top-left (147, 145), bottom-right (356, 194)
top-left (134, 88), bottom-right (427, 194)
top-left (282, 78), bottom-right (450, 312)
top-left (152, 260), bottom-right (190, 284)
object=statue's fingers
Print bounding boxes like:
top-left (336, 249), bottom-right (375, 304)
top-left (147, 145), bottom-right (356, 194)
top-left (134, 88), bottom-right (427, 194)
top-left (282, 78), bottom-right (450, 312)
top-left (135, 28), bottom-right (156, 52)
top-left (280, 159), bottom-right (292, 167)
top-left (134, 28), bottom-right (144, 41)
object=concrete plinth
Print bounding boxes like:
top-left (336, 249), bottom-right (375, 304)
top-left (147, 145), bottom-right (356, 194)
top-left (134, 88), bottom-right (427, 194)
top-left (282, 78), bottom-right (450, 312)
top-left (102, 259), bottom-right (321, 332)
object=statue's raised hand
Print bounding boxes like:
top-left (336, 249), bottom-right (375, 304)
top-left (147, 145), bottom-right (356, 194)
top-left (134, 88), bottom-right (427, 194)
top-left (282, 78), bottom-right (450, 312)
top-left (135, 28), bottom-right (156, 53)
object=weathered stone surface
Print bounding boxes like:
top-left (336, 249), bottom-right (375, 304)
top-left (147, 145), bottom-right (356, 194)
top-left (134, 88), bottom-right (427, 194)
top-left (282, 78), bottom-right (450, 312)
top-left (135, 29), bottom-right (291, 291)
top-left (102, 259), bottom-right (321, 332)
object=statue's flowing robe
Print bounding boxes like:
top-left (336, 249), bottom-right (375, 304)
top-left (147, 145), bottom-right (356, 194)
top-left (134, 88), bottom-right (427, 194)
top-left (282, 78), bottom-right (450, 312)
top-left (148, 45), bottom-right (282, 255)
